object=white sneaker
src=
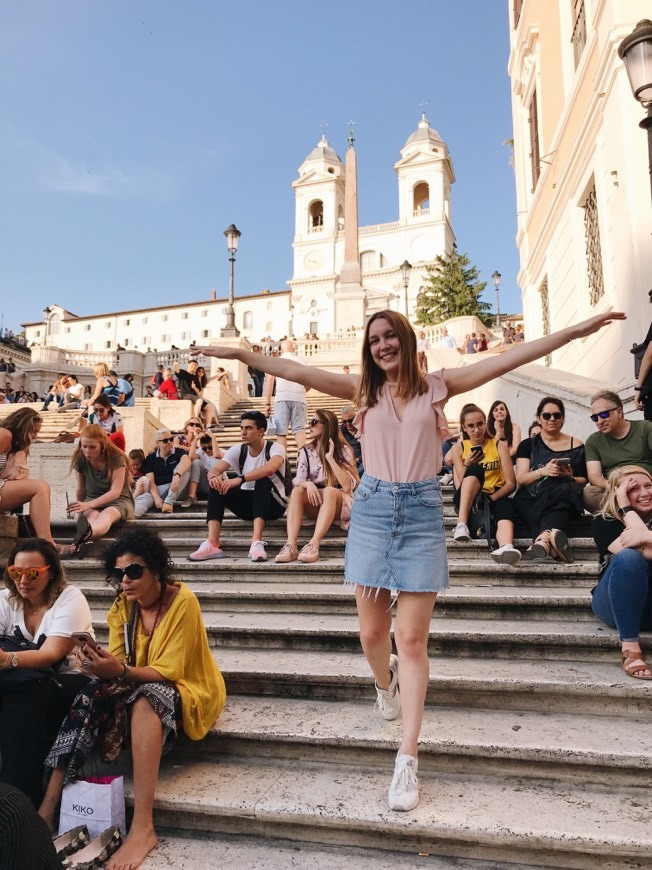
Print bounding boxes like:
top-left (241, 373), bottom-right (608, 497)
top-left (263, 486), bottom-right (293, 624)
top-left (388, 753), bottom-right (419, 812)
top-left (440, 472), bottom-right (453, 486)
top-left (453, 522), bottom-right (471, 542)
top-left (374, 653), bottom-right (400, 720)
top-left (491, 543), bottom-right (522, 565)
top-left (248, 540), bottom-right (268, 562)
top-left (188, 540), bottom-right (224, 561)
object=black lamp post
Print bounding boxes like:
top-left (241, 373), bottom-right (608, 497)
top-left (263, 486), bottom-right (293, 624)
top-left (221, 224), bottom-right (241, 337)
top-left (618, 19), bottom-right (652, 203)
top-left (492, 270), bottom-right (502, 327)
top-left (400, 259), bottom-right (412, 318)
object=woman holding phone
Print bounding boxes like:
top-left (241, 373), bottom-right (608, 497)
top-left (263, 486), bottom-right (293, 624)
top-left (514, 396), bottom-right (587, 562)
top-left (450, 404), bottom-right (520, 563)
top-left (0, 539), bottom-right (93, 807)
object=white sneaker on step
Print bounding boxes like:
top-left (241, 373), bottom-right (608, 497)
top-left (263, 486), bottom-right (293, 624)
top-left (490, 543), bottom-right (522, 565)
top-left (374, 653), bottom-right (400, 720)
top-left (388, 753), bottom-right (419, 812)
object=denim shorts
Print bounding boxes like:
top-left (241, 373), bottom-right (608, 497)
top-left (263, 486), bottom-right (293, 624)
top-left (344, 475), bottom-right (449, 594)
top-left (274, 400), bottom-right (307, 435)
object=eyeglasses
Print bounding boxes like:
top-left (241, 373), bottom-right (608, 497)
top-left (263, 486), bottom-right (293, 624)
top-left (110, 563), bottom-right (146, 582)
top-left (541, 412), bottom-right (563, 421)
top-left (157, 437), bottom-right (174, 444)
top-left (590, 407), bottom-right (619, 422)
top-left (7, 565), bottom-right (51, 581)
top-left (309, 418), bottom-right (323, 427)
top-left (465, 422), bottom-right (485, 430)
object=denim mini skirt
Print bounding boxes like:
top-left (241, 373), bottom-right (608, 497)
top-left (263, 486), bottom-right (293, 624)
top-left (344, 475), bottom-right (449, 594)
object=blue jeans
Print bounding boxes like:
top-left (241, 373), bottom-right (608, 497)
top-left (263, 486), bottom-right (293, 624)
top-left (591, 549), bottom-right (652, 642)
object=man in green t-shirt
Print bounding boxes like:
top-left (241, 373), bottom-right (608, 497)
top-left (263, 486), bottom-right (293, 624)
top-left (584, 389), bottom-right (652, 512)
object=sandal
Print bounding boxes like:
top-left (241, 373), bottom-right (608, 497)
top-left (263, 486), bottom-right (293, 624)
top-left (549, 528), bottom-right (575, 563)
top-left (69, 515), bottom-right (93, 556)
top-left (63, 825), bottom-right (122, 869)
top-left (621, 649), bottom-right (652, 680)
top-left (525, 532), bottom-right (550, 561)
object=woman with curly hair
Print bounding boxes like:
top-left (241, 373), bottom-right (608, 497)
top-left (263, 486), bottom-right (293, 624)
top-left (66, 424), bottom-right (134, 555)
top-left (0, 407), bottom-right (58, 545)
top-left (39, 528), bottom-right (226, 870)
top-left (0, 539), bottom-right (93, 807)
top-left (275, 408), bottom-right (359, 564)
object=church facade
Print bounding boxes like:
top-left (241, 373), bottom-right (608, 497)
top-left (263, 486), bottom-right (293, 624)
top-left (23, 117), bottom-right (455, 352)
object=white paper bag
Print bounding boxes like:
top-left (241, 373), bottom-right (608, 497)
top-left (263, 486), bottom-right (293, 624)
top-left (266, 416), bottom-right (277, 436)
top-left (58, 775), bottom-right (126, 839)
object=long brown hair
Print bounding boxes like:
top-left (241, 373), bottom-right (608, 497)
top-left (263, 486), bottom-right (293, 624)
top-left (308, 409), bottom-right (359, 488)
top-left (459, 403), bottom-right (488, 442)
top-left (70, 424), bottom-right (128, 480)
top-left (353, 310), bottom-right (428, 408)
top-left (1, 407), bottom-right (42, 453)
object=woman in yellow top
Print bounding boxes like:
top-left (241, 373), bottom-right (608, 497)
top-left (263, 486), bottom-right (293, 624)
top-left (450, 403), bottom-right (520, 565)
top-left (39, 528), bottom-right (225, 870)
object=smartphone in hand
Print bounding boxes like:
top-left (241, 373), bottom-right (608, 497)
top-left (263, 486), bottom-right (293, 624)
top-left (71, 632), bottom-right (99, 651)
top-left (555, 457), bottom-right (571, 471)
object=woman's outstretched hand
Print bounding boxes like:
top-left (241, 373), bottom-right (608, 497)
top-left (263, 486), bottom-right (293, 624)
top-left (567, 310), bottom-right (626, 341)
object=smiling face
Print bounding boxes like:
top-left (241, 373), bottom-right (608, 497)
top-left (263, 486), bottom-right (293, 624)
top-left (623, 473), bottom-right (652, 515)
top-left (492, 403), bottom-right (507, 422)
top-left (367, 317), bottom-right (400, 379)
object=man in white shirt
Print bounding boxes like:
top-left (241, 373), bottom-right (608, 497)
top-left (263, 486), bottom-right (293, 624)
top-left (189, 411), bottom-right (287, 562)
top-left (438, 328), bottom-right (457, 350)
top-left (58, 375), bottom-right (85, 411)
top-left (264, 339), bottom-right (307, 451)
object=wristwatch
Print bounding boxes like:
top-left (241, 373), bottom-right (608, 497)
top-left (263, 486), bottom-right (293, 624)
top-left (619, 505), bottom-right (635, 517)
top-left (239, 475), bottom-right (246, 485)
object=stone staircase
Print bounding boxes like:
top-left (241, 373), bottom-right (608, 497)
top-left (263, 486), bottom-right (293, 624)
top-left (47, 407), bottom-right (652, 870)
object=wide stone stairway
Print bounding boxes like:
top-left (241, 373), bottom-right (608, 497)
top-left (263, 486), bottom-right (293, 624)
top-left (47, 396), bottom-right (652, 869)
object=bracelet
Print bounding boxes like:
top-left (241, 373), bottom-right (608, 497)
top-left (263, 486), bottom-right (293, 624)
top-left (121, 662), bottom-right (129, 679)
top-left (0, 652), bottom-right (10, 670)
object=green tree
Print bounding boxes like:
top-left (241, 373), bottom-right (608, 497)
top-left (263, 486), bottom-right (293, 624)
top-left (415, 248), bottom-right (491, 326)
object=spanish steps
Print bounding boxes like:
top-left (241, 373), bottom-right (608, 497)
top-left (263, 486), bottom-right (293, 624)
top-left (24, 395), bottom-right (652, 867)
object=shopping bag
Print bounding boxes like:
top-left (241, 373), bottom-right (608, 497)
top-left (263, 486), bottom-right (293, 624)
top-left (266, 416), bottom-right (277, 436)
top-left (58, 775), bottom-right (126, 839)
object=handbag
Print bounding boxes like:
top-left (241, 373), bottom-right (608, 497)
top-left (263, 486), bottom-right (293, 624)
top-left (0, 629), bottom-right (62, 690)
top-left (58, 775), bottom-right (126, 839)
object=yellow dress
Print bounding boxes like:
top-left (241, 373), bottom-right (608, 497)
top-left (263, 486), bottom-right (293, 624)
top-left (107, 582), bottom-right (226, 740)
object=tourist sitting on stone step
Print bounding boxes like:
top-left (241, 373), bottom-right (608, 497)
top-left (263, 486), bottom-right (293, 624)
top-left (57, 373), bottom-right (85, 412)
top-left (41, 373), bottom-right (68, 410)
top-left (134, 428), bottom-right (192, 517)
top-left (450, 403), bottom-right (520, 565)
top-left (188, 411), bottom-right (286, 563)
top-left (583, 389), bottom-right (652, 514)
top-left (79, 394), bottom-right (125, 451)
top-left (66, 424), bottom-right (135, 555)
top-left (39, 528), bottom-right (226, 870)
top-left (194, 365), bottom-right (221, 428)
top-left (340, 404), bottom-right (364, 477)
top-left (129, 448), bottom-right (150, 498)
top-left (487, 398), bottom-right (521, 458)
top-left (591, 465), bottom-right (652, 680)
top-left (186, 430), bottom-right (224, 507)
top-left (0, 539), bottom-right (93, 809)
top-left (513, 396), bottom-right (587, 563)
top-left (194, 308), bottom-right (625, 815)
top-left (0, 407), bottom-right (61, 547)
top-left (156, 367), bottom-right (178, 400)
top-left (275, 409), bottom-right (358, 564)
top-left (81, 362), bottom-right (121, 409)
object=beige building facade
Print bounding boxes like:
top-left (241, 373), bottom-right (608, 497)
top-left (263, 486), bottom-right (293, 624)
top-left (508, 0), bottom-right (652, 389)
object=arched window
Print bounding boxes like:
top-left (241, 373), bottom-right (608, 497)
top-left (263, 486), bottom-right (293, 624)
top-left (243, 311), bottom-right (253, 330)
top-left (309, 200), bottom-right (324, 230)
top-left (49, 314), bottom-right (60, 335)
top-left (413, 182), bottom-right (430, 214)
top-left (360, 251), bottom-right (376, 271)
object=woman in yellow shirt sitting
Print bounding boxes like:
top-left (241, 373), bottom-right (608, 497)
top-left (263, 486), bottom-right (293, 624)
top-left (39, 528), bottom-right (225, 870)
top-left (450, 403), bottom-right (520, 565)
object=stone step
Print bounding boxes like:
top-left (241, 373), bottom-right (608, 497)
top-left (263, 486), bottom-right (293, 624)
top-left (189, 694), bottom-right (652, 787)
top-left (128, 756), bottom-right (652, 869)
top-left (77, 580), bottom-right (596, 621)
top-left (141, 831), bottom-right (521, 870)
top-left (90, 613), bottom-right (628, 661)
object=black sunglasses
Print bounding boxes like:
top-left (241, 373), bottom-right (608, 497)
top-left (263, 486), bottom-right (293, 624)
top-left (541, 412), bottom-right (563, 421)
top-left (111, 563), bottom-right (146, 582)
top-left (309, 418), bottom-right (323, 426)
top-left (158, 437), bottom-right (174, 444)
top-left (590, 407), bottom-right (619, 422)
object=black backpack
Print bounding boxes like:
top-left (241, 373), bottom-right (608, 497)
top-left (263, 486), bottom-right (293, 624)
top-left (238, 442), bottom-right (292, 503)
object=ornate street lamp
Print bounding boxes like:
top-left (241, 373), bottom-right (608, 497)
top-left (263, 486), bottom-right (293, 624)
top-left (618, 19), bottom-right (652, 202)
top-left (400, 259), bottom-right (412, 318)
top-left (221, 224), bottom-right (241, 337)
top-left (492, 270), bottom-right (502, 327)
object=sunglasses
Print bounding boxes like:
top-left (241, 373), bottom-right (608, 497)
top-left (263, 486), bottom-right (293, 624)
top-left (157, 437), bottom-right (174, 444)
top-left (110, 563), bottom-right (147, 582)
top-left (7, 565), bottom-right (51, 581)
top-left (342, 419), bottom-right (355, 426)
top-left (93, 407), bottom-right (108, 414)
top-left (309, 418), bottom-right (323, 426)
top-left (540, 412), bottom-right (563, 421)
top-left (187, 422), bottom-right (202, 427)
top-left (590, 407), bottom-right (619, 422)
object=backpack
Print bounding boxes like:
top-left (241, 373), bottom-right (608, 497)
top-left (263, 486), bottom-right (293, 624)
top-left (238, 442), bottom-right (291, 503)
top-left (116, 377), bottom-right (134, 406)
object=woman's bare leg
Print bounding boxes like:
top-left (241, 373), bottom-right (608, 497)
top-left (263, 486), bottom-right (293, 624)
top-left (38, 767), bottom-right (65, 831)
top-left (393, 592), bottom-right (437, 757)
top-left (308, 487), bottom-right (342, 548)
top-left (83, 506), bottom-right (122, 539)
top-left (106, 696), bottom-right (162, 870)
top-left (355, 586), bottom-right (393, 689)
top-left (285, 488), bottom-right (309, 548)
top-left (457, 477), bottom-right (481, 524)
top-left (0, 479), bottom-right (54, 542)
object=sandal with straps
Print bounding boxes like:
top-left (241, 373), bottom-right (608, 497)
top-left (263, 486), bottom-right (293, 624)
top-left (621, 649), bottom-right (652, 680)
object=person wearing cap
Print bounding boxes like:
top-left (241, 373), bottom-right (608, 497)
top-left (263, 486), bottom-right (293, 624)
top-left (134, 429), bottom-right (192, 517)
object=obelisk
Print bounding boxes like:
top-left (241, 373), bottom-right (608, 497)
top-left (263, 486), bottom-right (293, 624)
top-left (335, 128), bottom-right (366, 329)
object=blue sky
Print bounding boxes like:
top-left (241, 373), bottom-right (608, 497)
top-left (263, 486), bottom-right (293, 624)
top-left (0, 1), bottom-right (520, 334)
